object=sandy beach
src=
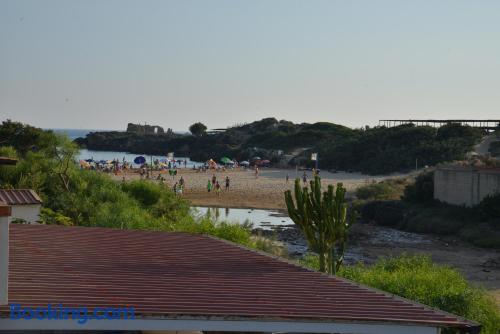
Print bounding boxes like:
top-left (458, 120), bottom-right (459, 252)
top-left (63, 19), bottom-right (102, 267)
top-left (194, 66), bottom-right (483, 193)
top-left (115, 167), bottom-right (408, 209)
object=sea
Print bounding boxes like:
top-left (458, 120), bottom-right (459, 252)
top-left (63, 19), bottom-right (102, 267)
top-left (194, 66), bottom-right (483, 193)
top-left (50, 128), bottom-right (201, 167)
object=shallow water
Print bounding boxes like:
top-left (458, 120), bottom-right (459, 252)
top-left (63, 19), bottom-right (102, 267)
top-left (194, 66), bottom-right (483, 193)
top-left (78, 149), bottom-right (202, 168)
top-left (192, 206), bottom-right (293, 229)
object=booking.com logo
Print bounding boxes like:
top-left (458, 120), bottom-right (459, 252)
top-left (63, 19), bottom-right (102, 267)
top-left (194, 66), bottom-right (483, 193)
top-left (9, 304), bottom-right (135, 324)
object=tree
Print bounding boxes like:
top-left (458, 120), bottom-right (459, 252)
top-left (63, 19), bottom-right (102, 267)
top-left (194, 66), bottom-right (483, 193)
top-left (285, 176), bottom-right (353, 274)
top-left (189, 122), bottom-right (207, 137)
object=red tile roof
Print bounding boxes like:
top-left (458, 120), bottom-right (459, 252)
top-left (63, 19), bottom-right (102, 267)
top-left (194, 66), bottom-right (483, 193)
top-left (1, 224), bottom-right (477, 331)
top-left (0, 189), bottom-right (42, 205)
top-left (0, 157), bottom-right (17, 165)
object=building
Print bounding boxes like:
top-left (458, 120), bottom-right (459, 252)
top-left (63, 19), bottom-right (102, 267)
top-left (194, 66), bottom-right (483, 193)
top-left (0, 208), bottom-right (479, 334)
top-left (0, 189), bottom-right (42, 223)
top-left (434, 166), bottom-right (500, 206)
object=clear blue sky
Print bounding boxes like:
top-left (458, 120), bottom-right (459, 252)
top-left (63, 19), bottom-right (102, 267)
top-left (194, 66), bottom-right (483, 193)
top-left (1, 0), bottom-right (500, 131)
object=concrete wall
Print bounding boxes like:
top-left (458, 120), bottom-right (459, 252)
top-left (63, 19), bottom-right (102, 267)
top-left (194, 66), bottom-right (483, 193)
top-left (11, 204), bottom-right (41, 223)
top-left (434, 168), bottom-right (500, 206)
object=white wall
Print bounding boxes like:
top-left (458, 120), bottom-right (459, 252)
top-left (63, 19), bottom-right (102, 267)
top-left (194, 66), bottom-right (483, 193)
top-left (11, 204), bottom-right (41, 223)
top-left (434, 168), bottom-right (500, 206)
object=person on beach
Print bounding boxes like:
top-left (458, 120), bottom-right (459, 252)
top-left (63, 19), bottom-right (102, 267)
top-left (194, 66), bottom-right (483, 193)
top-left (173, 182), bottom-right (178, 194)
top-left (225, 176), bottom-right (230, 191)
top-left (212, 174), bottom-right (217, 185)
top-left (215, 181), bottom-right (221, 196)
top-left (286, 172), bottom-right (289, 183)
top-left (255, 166), bottom-right (259, 178)
top-left (179, 176), bottom-right (185, 188)
top-left (207, 179), bottom-right (212, 192)
top-left (302, 171), bottom-right (307, 185)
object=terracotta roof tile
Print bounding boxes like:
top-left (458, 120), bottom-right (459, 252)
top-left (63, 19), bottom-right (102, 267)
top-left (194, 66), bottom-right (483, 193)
top-left (0, 189), bottom-right (42, 205)
top-left (0, 224), bottom-right (477, 331)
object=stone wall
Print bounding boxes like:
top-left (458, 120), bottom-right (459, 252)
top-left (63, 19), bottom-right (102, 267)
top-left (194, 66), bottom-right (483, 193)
top-left (434, 167), bottom-right (500, 206)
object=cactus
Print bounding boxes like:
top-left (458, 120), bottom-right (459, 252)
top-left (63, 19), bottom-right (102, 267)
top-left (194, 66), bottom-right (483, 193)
top-left (285, 176), bottom-right (353, 274)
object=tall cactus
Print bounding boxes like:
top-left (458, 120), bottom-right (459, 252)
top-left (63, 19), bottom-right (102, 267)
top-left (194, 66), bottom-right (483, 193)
top-left (285, 176), bottom-right (353, 274)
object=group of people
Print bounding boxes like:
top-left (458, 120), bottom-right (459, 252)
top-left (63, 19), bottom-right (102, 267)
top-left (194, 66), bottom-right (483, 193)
top-left (207, 174), bottom-right (230, 196)
top-left (172, 176), bottom-right (185, 195)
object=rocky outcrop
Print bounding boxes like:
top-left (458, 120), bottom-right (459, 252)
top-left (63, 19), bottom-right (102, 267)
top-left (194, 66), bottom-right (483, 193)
top-left (126, 123), bottom-right (165, 135)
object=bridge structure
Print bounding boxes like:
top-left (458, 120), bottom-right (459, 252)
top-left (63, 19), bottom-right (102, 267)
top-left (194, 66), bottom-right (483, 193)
top-left (379, 119), bottom-right (500, 131)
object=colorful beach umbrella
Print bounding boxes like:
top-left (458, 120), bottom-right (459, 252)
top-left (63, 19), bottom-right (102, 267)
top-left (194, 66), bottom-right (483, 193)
top-left (134, 156), bottom-right (146, 164)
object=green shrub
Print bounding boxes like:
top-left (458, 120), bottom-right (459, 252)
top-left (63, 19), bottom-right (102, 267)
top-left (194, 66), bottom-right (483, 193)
top-left (356, 182), bottom-right (401, 200)
top-left (300, 254), bottom-right (500, 334)
top-left (122, 180), bottom-right (162, 206)
top-left (403, 171), bottom-right (434, 203)
top-left (479, 193), bottom-right (500, 218)
top-left (360, 200), bottom-right (406, 226)
top-left (39, 208), bottom-right (73, 226)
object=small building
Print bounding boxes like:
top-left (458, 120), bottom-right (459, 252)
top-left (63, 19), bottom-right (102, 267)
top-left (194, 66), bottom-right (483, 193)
top-left (0, 221), bottom-right (479, 333)
top-left (0, 189), bottom-right (42, 223)
top-left (434, 166), bottom-right (500, 206)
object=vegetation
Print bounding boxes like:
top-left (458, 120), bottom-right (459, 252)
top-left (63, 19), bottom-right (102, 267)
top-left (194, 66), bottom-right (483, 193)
top-left (299, 254), bottom-right (500, 334)
top-left (355, 178), bottom-right (409, 201)
top-left (76, 118), bottom-right (485, 175)
top-left (0, 120), bottom-right (254, 245)
top-left (356, 171), bottom-right (500, 248)
top-left (189, 122), bottom-right (208, 137)
top-left (489, 140), bottom-right (500, 157)
top-left (285, 176), bottom-right (353, 274)
top-left (403, 171), bottom-right (435, 202)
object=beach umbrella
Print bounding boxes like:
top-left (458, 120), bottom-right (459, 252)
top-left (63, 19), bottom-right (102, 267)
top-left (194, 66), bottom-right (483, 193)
top-left (98, 160), bottom-right (107, 164)
top-left (134, 156), bottom-right (146, 164)
top-left (252, 156), bottom-right (261, 160)
top-left (220, 157), bottom-right (233, 164)
top-left (240, 161), bottom-right (250, 166)
top-left (85, 159), bottom-right (93, 163)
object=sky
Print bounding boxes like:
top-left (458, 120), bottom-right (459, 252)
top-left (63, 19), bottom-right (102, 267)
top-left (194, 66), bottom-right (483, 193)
top-left (1, 0), bottom-right (500, 131)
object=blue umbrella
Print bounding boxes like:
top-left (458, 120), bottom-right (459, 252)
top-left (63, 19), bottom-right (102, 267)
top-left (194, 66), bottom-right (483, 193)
top-left (134, 156), bottom-right (146, 164)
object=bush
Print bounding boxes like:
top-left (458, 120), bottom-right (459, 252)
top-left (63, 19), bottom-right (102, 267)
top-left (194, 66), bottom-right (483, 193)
top-left (122, 180), bottom-right (162, 206)
top-left (403, 171), bottom-right (434, 203)
top-left (356, 181), bottom-right (403, 200)
top-left (39, 208), bottom-right (73, 226)
top-left (172, 217), bottom-right (253, 246)
top-left (300, 254), bottom-right (500, 334)
top-left (360, 200), bottom-right (406, 226)
top-left (479, 193), bottom-right (500, 218)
